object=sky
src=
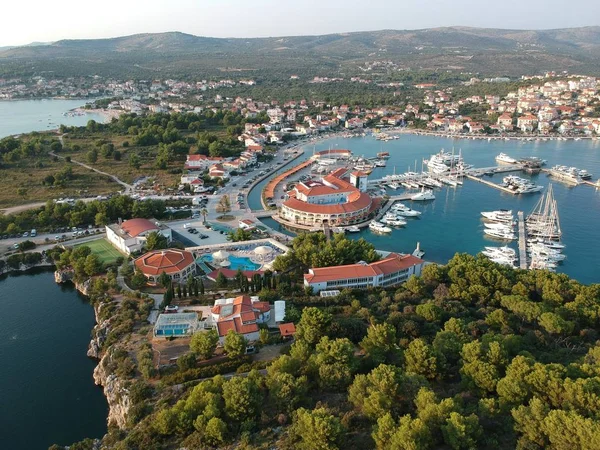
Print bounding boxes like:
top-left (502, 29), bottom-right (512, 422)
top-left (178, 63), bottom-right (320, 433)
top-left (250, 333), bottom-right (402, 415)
top-left (2, 0), bottom-right (600, 47)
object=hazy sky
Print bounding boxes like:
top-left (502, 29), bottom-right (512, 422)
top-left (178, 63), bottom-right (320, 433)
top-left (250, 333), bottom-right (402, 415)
top-left (2, 0), bottom-right (600, 46)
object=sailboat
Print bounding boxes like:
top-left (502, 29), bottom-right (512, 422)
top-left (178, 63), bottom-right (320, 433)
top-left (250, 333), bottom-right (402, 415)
top-left (526, 184), bottom-right (562, 241)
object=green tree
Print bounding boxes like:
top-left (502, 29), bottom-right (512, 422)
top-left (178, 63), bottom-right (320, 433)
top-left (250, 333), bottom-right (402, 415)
top-left (442, 412), bottom-right (482, 450)
top-left (203, 417), bottom-right (227, 447)
top-left (130, 270), bottom-right (147, 289)
top-left (224, 330), bottom-right (247, 357)
top-left (287, 407), bottom-right (344, 450)
top-left (84, 253), bottom-right (103, 276)
top-left (349, 364), bottom-right (424, 420)
top-left (129, 153), bottom-right (141, 169)
top-left (87, 149), bottom-right (98, 163)
top-left (222, 375), bottom-right (261, 421)
top-left (215, 272), bottom-right (228, 288)
top-left (190, 329), bottom-right (219, 360)
top-left (311, 337), bottom-right (356, 390)
top-left (405, 338), bottom-right (439, 380)
top-left (120, 260), bottom-right (133, 278)
top-left (296, 307), bottom-right (332, 346)
top-left (157, 271), bottom-right (171, 288)
top-left (360, 323), bottom-right (403, 365)
top-left (145, 231), bottom-right (168, 251)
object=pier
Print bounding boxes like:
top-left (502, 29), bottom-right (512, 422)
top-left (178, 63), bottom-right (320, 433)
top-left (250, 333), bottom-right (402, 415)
top-left (374, 194), bottom-right (416, 220)
top-left (517, 211), bottom-right (528, 269)
top-left (464, 174), bottom-right (518, 195)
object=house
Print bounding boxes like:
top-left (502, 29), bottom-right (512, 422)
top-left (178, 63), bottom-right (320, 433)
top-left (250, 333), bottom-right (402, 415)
top-left (517, 114), bottom-right (538, 132)
top-left (106, 218), bottom-right (172, 255)
top-left (135, 249), bottom-right (196, 284)
top-left (208, 164), bottom-right (229, 179)
top-left (304, 253), bottom-right (425, 293)
top-left (185, 154), bottom-right (224, 170)
top-left (238, 219), bottom-right (256, 231)
top-left (209, 295), bottom-right (271, 344)
top-left (345, 117), bottom-right (365, 129)
top-left (278, 323), bottom-right (296, 339)
top-left (497, 113), bottom-right (513, 130)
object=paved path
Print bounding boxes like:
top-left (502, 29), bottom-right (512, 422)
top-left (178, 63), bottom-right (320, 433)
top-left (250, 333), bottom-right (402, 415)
top-left (49, 149), bottom-right (133, 193)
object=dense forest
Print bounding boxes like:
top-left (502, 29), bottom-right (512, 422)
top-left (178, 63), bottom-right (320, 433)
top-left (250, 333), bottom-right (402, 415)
top-left (54, 231), bottom-right (600, 449)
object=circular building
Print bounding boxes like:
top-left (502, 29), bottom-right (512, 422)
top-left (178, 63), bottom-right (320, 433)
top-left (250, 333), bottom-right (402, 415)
top-left (134, 249), bottom-right (196, 285)
top-left (279, 168), bottom-right (373, 227)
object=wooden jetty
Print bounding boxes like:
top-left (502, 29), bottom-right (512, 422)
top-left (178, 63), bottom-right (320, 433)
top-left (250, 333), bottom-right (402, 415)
top-left (517, 211), bottom-right (528, 269)
top-left (464, 174), bottom-right (518, 195)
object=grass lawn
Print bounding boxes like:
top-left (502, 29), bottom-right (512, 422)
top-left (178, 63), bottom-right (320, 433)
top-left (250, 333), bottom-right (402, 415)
top-left (75, 238), bottom-right (124, 264)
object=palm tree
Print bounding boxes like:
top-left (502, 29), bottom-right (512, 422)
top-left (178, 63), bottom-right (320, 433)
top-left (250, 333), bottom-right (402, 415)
top-left (201, 208), bottom-right (208, 224)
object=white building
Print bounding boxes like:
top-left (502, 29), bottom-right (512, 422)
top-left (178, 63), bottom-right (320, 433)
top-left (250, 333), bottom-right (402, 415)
top-left (304, 253), bottom-right (425, 293)
top-left (105, 218), bottom-right (172, 255)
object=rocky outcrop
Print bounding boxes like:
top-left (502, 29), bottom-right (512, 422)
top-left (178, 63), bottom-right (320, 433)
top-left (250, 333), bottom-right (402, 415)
top-left (93, 349), bottom-right (131, 429)
top-left (54, 269), bottom-right (74, 283)
top-left (75, 278), bottom-right (92, 296)
top-left (87, 303), bottom-right (111, 359)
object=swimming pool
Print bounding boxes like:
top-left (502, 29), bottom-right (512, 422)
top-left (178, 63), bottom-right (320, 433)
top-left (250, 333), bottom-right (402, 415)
top-left (202, 254), bottom-right (261, 271)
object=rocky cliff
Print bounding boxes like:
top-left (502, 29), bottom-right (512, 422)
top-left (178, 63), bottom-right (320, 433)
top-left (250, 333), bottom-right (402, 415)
top-left (89, 302), bottom-right (131, 429)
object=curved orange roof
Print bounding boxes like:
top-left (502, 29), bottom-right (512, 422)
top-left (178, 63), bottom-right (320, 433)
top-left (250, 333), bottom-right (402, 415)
top-left (282, 191), bottom-right (372, 214)
top-left (135, 249), bottom-right (195, 276)
top-left (121, 218), bottom-right (158, 237)
top-left (264, 159), bottom-right (312, 199)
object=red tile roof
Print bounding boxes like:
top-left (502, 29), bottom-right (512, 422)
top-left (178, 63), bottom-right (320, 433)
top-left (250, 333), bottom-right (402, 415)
top-left (304, 253), bottom-right (423, 284)
top-left (121, 218), bottom-right (159, 237)
top-left (283, 191), bottom-right (371, 215)
top-left (135, 249), bottom-right (195, 276)
top-left (279, 323), bottom-right (296, 337)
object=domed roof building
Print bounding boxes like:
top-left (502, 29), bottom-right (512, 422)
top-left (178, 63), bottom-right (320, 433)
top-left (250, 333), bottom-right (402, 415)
top-left (134, 249), bottom-right (196, 285)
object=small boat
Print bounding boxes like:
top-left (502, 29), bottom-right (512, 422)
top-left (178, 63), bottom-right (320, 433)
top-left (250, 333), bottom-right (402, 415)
top-left (387, 182), bottom-right (401, 190)
top-left (381, 217), bottom-right (407, 227)
top-left (369, 221), bottom-right (392, 233)
top-left (377, 152), bottom-right (390, 159)
top-left (495, 153), bottom-right (518, 164)
top-left (392, 203), bottom-right (421, 216)
top-left (345, 226), bottom-right (360, 233)
top-left (484, 228), bottom-right (517, 240)
top-left (411, 189), bottom-right (435, 201)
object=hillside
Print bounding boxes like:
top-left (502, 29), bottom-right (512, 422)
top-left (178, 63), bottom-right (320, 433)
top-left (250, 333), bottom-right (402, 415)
top-left (2, 26), bottom-right (600, 78)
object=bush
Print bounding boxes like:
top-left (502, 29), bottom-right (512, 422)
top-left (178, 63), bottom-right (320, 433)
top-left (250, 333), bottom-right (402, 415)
top-left (159, 356), bottom-right (252, 385)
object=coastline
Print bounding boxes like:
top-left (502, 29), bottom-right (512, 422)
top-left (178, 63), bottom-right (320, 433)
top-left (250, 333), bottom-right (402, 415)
top-left (391, 127), bottom-right (599, 142)
top-left (70, 107), bottom-right (122, 122)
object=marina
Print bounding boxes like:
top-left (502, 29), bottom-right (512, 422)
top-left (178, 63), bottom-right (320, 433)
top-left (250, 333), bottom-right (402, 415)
top-left (250, 134), bottom-right (600, 284)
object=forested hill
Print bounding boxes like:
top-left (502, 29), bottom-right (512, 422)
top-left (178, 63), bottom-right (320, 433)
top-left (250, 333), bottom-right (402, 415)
top-left (2, 26), bottom-right (600, 79)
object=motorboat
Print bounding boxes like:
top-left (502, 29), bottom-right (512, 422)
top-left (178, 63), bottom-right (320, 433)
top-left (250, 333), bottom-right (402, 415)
top-left (331, 227), bottom-right (346, 234)
top-left (345, 226), bottom-right (360, 233)
top-left (484, 228), bottom-right (517, 240)
top-left (481, 210), bottom-right (514, 222)
top-left (377, 152), bottom-right (390, 159)
top-left (411, 189), bottom-right (435, 201)
top-left (381, 217), bottom-right (407, 227)
top-left (495, 153), bottom-right (518, 164)
top-left (374, 159), bottom-right (387, 167)
top-left (369, 221), bottom-right (392, 233)
top-left (387, 182), bottom-right (401, 190)
top-left (392, 203), bottom-right (422, 216)
top-left (484, 222), bottom-right (514, 230)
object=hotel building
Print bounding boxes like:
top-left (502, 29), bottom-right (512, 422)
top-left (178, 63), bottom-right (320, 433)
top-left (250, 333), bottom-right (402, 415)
top-left (304, 253), bottom-right (425, 293)
top-left (279, 167), bottom-right (374, 227)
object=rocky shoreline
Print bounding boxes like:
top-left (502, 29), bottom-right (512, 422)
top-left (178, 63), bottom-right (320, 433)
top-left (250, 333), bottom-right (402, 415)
top-left (55, 270), bottom-right (132, 432)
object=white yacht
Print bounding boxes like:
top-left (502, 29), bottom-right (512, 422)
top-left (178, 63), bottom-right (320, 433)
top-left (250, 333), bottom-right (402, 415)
top-left (387, 182), bottom-right (401, 190)
top-left (484, 222), bottom-right (514, 231)
top-left (374, 159), bottom-right (387, 167)
top-left (411, 189), bottom-right (435, 201)
top-left (495, 153), bottom-right (518, 164)
top-left (481, 210), bottom-right (513, 222)
top-left (381, 217), bottom-right (407, 227)
top-left (484, 228), bottom-right (517, 240)
top-left (392, 203), bottom-right (421, 216)
top-left (369, 221), bottom-right (392, 233)
top-left (345, 225), bottom-right (360, 233)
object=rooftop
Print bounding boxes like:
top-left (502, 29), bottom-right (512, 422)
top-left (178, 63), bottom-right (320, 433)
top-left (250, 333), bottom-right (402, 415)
top-left (304, 253), bottom-right (424, 284)
top-left (135, 249), bottom-right (195, 275)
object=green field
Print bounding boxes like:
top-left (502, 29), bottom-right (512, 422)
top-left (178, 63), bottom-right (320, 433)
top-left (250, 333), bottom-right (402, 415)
top-left (75, 238), bottom-right (124, 264)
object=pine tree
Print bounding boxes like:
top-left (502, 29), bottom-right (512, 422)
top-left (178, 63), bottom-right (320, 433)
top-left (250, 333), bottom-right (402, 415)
top-left (183, 285), bottom-right (188, 297)
top-left (177, 284), bottom-right (182, 299)
top-left (200, 279), bottom-right (205, 295)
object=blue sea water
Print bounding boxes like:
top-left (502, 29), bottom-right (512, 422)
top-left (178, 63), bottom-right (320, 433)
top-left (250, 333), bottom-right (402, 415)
top-left (250, 134), bottom-right (600, 285)
top-left (0, 99), bottom-right (107, 138)
top-left (0, 270), bottom-right (108, 450)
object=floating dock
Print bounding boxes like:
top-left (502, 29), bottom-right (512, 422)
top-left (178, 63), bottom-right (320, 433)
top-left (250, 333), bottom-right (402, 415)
top-left (464, 174), bottom-right (518, 195)
top-left (517, 211), bottom-right (528, 269)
